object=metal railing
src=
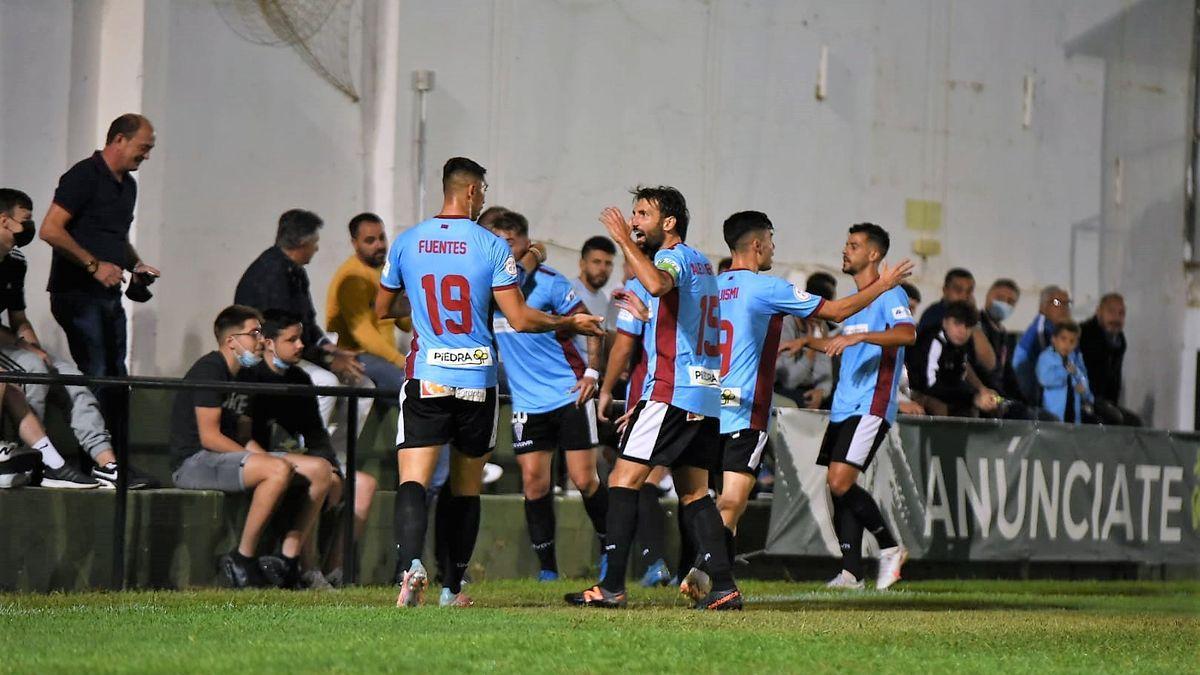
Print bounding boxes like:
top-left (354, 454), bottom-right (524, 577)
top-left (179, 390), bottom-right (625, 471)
top-left (0, 369), bottom-right (401, 590)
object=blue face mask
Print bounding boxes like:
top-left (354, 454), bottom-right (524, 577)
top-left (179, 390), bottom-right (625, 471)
top-left (272, 354), bottom-right (291, 371)
top-left (233, 340), bottom-right (262, 368)
top-left (987, 300), bottom-right (1014, 322)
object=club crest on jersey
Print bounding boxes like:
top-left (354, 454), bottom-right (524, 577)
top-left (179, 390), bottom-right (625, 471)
top-left (504, 255), bottom-right (518, 278)
top-left (720, 387), bottom-right (741, 407)
top-left (511, 411), bottom-right (529, 445)
top-left (427, 347), bottom-right (493, 368)
top-left (793, 286), bottom-right (812, 302)
top-left (892, 305), bottom-right (913, 320)
top-left (688, 366), bottom-right (721, 388)
top-left (381, 260), bottom-right (391, 278)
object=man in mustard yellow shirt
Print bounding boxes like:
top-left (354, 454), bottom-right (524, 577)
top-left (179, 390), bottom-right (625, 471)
top-left (326, 213), bottom-right (409, 397)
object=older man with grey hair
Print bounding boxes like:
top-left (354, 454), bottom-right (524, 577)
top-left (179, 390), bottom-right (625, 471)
top-left (1012, 285), bottom-right (1072, 403)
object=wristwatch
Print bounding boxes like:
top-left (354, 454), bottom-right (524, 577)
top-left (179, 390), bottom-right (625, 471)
top-left (85, 259), bottom-right (99, 274)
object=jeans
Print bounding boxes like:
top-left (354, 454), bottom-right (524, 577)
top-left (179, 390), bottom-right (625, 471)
top-left (356, 353), bottom-right (405, 406)
top-left (50, 291), bottom-right (128, 448)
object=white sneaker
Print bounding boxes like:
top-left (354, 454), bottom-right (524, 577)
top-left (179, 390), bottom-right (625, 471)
top-left (825, 570), bottom-right (865, 590)
top-left (482, 463), bottom-right (503, 485)
top-left (876, 546), bottom-right (908, 590)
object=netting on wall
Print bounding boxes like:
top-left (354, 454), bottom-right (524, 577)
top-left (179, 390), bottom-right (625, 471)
top-left (214, 0), bottom-right (360, 102)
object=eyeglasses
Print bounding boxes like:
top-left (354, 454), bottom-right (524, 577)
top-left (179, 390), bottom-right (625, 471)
top-left (1050, 298), bottom-right (1072, 307)
top-left (234, 329), bottom-right (264, 339)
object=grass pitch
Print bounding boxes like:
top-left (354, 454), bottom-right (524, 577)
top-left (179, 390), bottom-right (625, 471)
top-left (1, 579), bottom-right (1195, 673)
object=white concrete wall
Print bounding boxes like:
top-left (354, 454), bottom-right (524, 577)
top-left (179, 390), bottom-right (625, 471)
top-left (0, 0), bottom-right (1192, 427)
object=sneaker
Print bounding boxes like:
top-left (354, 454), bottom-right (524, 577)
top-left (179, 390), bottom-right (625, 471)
top-left (564, 584), bottom-right (627, 608)
top-left (219, 551), bottom-right (271, 589)
top-left (537, 569), bottom-right (560, 582)
top-left (695, 587), bottom-right (743, 611)
top-left (91, 462), bottom-right (157, 490)
top-left (482, 463), bottom-right (504, 485)
top-left (639, 559), bottom-right (672, 588)
top-left (259, 555), bottom-right (301, 589)
top-left (825, 570), bottom-right (865, 590)
top-left (40, 464), bottom-right (100, 489)
top-left (439, 587), bottom-right (473, 607)
top-left (396, 560), bottom-right (429, 608)
top-left (326, 568), bottom-right (344, 588)
top-left (301, 569), bottom-right (335, 591)
top-left (679, 567), bottom-right (712, 602)
top-left (876, 546), bottom-right (908, 590)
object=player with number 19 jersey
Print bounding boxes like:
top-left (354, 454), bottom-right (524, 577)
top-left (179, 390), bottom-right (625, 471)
top-left (380, 216), bottom-right (518, 389)
top-left (639, 244), bottom-right (721, 417)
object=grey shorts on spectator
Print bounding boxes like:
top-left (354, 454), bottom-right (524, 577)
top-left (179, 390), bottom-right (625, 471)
top-left (173, 450), bottom-right (288, 493)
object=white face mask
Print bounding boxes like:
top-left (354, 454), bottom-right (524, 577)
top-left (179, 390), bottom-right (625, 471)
top-left (987, 300), bottom-right (1014, 322)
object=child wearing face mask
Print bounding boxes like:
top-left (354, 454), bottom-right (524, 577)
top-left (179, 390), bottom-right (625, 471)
top-left (1035, 322), bottom-right (1093, 424)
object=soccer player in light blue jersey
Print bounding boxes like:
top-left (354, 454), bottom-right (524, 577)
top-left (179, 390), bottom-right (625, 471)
top-left (483, 210), bottom-right (609, 582)
top-left (566, 186), bottom-right (741, 611)
top-left (798, 223), bottom-right (917, 591)
top-left (714, 212), bottom-right (912, 579)
top-left (375, 158), bottom-right (603, 608)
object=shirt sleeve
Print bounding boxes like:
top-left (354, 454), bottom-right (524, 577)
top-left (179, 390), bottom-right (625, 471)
top-left (554, 276), bottom-right (584, 315)
top-left (653, 248), bottom-right (686, 285)
top-left (615, 282), bottom-right (649, 336)
top-left (761, 277), bottom-right (825, 318)
top-left (51, 162), bottom-right (95, 216)
top-left (491, 237), bottom-right (519, 290)
top-left (190, 358), bottom-right (227, 409)
top-left (883, 288), bottom-right (915, 328)
top-left (380, 239), bottom-right (404, 290)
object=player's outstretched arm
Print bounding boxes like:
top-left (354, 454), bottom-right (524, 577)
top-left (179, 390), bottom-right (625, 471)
top-left (600, 207), bottom-right (675, 297)
top-left (494, 286), bottom-right (604, 336)
top-left (822, 324), bottom-right (917, 357)
top-left (813, 259), bottom-right (915, 323)
top-left (374, 286), bottom-right (411, 320)
top-left (597, 330), bottom-right (637, 422)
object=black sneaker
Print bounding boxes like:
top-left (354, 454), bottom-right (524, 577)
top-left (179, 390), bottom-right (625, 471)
top-left (40, 464), bottom-right (100, 489)
top-left (259, 555), bottom-right (301, 589)
top-left (695, 587), bottom-right (743, 611)
top-left (91, 462), bottom-right (158, 489)
top-left (564, 585), bottom-right (627, 608)
top-left (220, 551), bottom-right (271, 589)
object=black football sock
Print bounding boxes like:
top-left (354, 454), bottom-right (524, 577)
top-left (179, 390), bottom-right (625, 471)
top-left (682, 496), bottom-right (735, 592)
top-left (677, 503), bottom-right (698, 574)
top-left (394, 481), bottom-right (428, 583)
top-left (844, 484), bottom-right (898, 549)
top-left (832, 491), bottom-right (864, 580)
top-left (599, 487), bottom-right (638, 593)
top-left (581, 482), bottom-right (609, 548)
top-left (635, 484), bottom-right (667, 564)
top-left (724, 527), bottom-right (737, 564)
top-left (523, 493), bottom-right (558, 573)
top-left (443, 494), bottom-right (480, 594)
top-left (433, 486), bottom-right (452, 582)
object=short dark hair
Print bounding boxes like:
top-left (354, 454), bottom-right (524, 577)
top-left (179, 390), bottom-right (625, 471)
top-left (722, 210), bottom-right (773, 251)
top-left (348, 212), bottom-right (383, 239)
top-left (631, 185), bottom-right (689, 241)
top-left (488, 210), bottom-right (528, 237)
top-left (1054, 320), bottom-right (1081, 337)
top-left (717, 257), bottom-right (733, 273)
top-left (944, 267), bottom-right (974, 287)
top-left (806, 272), bottom-right (837, 300)
top-left (477, 206), bottom-right (510, 229)
top-left (943, 300), bottom-right (979, 328)
top-left (261, 308), bottom-right (303, 340)
top-left (213, 305), bottom-right (262, 341)
top-left (581, 235), bottom-right (616, 258)
top-left (991, 278), bottom-right (1020, 295)
top-left (847, 222), bottom-right (889, 256)
top-left (276, 209), bottom-right (323, 249)
top-left (105, 114), bottom-right (149, 145)
top-left (901, 282), bottom-right (921, 303)
top-left (442, 157), bottom-right (486, 189)
top-left (0, 188), bottom-right (32, 215)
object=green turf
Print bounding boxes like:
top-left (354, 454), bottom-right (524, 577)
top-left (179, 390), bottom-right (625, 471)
top-left (1, 580), bottom-right (1196, 673)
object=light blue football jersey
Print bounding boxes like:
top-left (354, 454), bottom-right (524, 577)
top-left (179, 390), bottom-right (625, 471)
top-left (830, 285), bottom-right (913, 424)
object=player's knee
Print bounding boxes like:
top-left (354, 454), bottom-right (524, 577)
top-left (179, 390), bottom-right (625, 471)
top-left (567, 466), bottom-right (598, 494)
top-left (826, 473), bottom-right (852, 497)
top-left (522, 474), bottom-right (552, 500)
top-left (356, 471), bottom-right (378, 494)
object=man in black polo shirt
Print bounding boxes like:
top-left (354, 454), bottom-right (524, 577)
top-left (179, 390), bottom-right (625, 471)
top-left (0, 188), bottom-right (155, 487)
top-left (240, 309), bottom-right (378, 588)
top-left (39, 114), bottom-right (162, 454)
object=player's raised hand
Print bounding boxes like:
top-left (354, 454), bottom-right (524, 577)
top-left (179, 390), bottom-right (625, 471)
top-left (597, 389), bottom-right (614, 422)
top-left (570, 372), bottom-right (598, 406)
top-left (567, 313), bottom-right (605, 336)
top-left (823, 333), bottom-right (864, 357)
top-left (879, 258), bottom-right (915, 289)
top-left (612, 289), bottom-right (650, 322)
top-left (599, 207), bottom-right (633, 244)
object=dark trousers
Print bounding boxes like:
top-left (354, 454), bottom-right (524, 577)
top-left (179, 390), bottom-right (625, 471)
top-left (50, 292), bottom-right (128, 457)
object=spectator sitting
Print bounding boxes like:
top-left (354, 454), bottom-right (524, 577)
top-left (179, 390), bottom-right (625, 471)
top-left (325, 212), bottom-right (408, 399)
top-left (0, 375), bottom-right (96, 488)
top-left (906, 301), bottom-right (999, 417)
top-left (169, 305), bottom-right (334, 589)
top-left (234, 209), bottom-right (374, 451)
top-left (1012, 285), bottom-right (1072, 402)
top-left (978, 278), bottom-right (1021, 396)
top-left (917, 267), bottom-right (997, 377)
top-left (1079, 293), bottom-right (1142, 426)
top-left (1036, 321), bottom-right (1093, 425)
top-left (241, 309), bottom-right (378, 588)
top-left (775, 272), bottom-right (838, 409)
top-left (0, 188), bottom-right (156, 488)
